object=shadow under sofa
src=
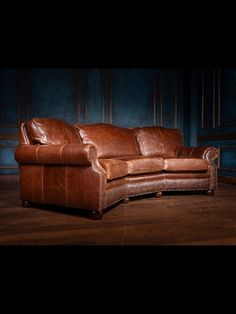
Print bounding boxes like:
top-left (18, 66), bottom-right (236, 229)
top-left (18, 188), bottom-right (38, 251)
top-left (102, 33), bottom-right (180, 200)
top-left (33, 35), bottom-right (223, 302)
top-left (15, 118), bottom-right (219, 219)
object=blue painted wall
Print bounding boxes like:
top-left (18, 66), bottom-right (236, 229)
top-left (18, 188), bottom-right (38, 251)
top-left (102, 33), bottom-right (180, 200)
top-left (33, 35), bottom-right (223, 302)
top-left (195, 68), bottom-right (236, 178)
top-left (0, 69), bottom-right (19, 175)
top-left (28, 69), bottom-right (78, 123)
top-left (2, 67), bottom-right (235, 179)
top-left (0, 68), bottom-right (186, 175)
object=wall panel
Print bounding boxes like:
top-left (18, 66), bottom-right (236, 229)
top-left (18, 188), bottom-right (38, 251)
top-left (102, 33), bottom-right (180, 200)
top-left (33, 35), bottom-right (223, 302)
top-left (0, 68), bottom-right (185, 177)
top-left (29, 69), bottom-right (78, 124)
top-left (111, 69), bottom-right (154, 127)
top-left (198, 67), bottom-right (236, 178)
top-left (219, 69), bottom-right (236, 127)
top-left (162, 69), bottom-right (175, 128)
top-left (86, 69), bottom-right (103, 124)
top-left (0, 69), bottom-right (18, 127)
top-left (0, 69), bottom-right (19, 175)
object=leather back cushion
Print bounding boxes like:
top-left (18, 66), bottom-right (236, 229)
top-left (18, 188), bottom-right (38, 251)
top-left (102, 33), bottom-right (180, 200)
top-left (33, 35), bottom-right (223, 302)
top-left (135, 126), bottom-right (183, 158)
top-left (75, 123), bottom-right (140, 158)
top-left (27, 118), bottom-right (82, 145)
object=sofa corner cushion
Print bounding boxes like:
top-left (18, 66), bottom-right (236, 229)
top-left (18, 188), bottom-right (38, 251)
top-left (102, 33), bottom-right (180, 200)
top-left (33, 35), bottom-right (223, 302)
top-left (135, 126), bottom-right (183, 158)
top-left (75, 123), bottom-right (139, 158)
top-left (164, 158), bottom-right (208, 172)
top-left (27, 118), bottom-right (82, 145)
top-left (99, 159), bottom-right (128, 180)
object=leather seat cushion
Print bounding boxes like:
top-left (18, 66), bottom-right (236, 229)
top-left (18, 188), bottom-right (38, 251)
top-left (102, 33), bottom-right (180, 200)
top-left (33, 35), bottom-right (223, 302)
top-left (135, 126), bottom-right (183, 158)
top-left (99, 159), bottom-right (128, 180)
top-left (75, 123), bottom-right (139, 158)
top-left (27, 118), bottom-right (82, 145)
top-left (123, 157), bottom-right (164, 175)
top-left (100, 157), bottom-right (164, 180)
top-left (164, 158), bottom-right (208, 172)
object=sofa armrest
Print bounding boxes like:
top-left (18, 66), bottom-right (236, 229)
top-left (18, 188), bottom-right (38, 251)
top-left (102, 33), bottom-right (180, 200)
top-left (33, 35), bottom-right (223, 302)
top-left (15, 144), bottom-right (97, 166)
top-left (178, 146), bottom-right (219, 162)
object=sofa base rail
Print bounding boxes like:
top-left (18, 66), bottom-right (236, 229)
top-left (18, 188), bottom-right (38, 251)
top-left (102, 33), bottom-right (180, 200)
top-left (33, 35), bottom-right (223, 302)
top-left (22, 199), bottom-right (104, 220)
top-left (21, 187), bottom-right (215, 220)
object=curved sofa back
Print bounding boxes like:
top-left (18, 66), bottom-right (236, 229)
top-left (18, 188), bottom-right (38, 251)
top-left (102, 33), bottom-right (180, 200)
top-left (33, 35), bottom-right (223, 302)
top-left (134, 126), bottom-right (183, 158)
top-left (19, 118), bottom-right (184, 159)
top-left (20, 118), bottom-right (82, 145)
top-left (75, 123), bottom-right (140, 158)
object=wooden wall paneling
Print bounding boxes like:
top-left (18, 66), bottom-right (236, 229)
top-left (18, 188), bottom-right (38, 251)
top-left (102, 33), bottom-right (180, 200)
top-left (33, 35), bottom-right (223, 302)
top-left (176, 69), bottom-right (184, 132)
top-left (189, 70), bottom-right (201, 146)
top-left (153, 69), bottom-right (157, 126)
top-left (218, 146), bottom-right (236, 173)
top-left (103, 69), bottom-right (111, 124)
top-left (86, 69), bottom-right (103, 124)
top-left (109, 69), bottom-right (112, 124)
top-left (0, 69), bottom-right (19, 128)
top-left (218, 68), bottom-right (236, 127)
top-left (1, 68), bottom-right (186, 178)
top-left (0, 69), bottom-right (20, 175)
top-left (202, 68), bottom-right (214, 129)
top-left (155, 69), bottom-right (162, 127)
top-left (162, 69), bottom-right (175, 128)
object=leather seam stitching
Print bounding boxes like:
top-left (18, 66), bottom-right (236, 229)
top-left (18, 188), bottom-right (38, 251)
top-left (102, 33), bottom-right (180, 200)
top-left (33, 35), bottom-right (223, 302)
top-left (60, 144), bottom-right (66, 163)
top-left (36, 145), bottom-right (41, 163)
top-left (189, 147), bottom-right (195, 157)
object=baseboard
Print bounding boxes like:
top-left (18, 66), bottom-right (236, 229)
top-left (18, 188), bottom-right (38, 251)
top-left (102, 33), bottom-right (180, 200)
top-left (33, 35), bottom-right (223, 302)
top-left (0, 175), bottom-right (19, 182)
top-left (219, 176), bottom-right (236, 185)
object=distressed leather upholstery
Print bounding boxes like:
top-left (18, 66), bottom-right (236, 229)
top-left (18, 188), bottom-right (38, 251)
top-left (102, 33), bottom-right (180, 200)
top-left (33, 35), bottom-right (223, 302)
top-left (134, 126), bottom-right (183, 158)
top-left (164, 158), bottom-right (208, 172)
top-left (15, 118), bottom-right (219, 217)
top-left (27, 117), bottom-right (82, 145)
top-left (76, 123), bottom-right (139, 158)
top-left (99, 159), bottom-right (128, 180)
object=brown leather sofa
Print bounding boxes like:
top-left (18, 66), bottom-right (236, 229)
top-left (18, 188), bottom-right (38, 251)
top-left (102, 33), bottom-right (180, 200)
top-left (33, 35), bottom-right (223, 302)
top-left (15, 118), bottom-right (219, 219)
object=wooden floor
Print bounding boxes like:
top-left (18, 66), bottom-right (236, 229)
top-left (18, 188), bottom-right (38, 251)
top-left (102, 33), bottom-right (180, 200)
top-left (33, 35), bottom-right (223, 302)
top-left (0, 181), bottom-right (236, 245)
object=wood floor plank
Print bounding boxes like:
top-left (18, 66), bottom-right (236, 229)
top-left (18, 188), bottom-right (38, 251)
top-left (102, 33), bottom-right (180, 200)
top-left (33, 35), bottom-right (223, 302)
top-left (0, 181), bottom-right (236, 245)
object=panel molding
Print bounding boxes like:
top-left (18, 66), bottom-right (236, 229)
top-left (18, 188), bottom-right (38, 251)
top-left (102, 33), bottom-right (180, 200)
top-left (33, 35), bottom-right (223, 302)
top-left (0, 165), bottom-right (18, 169)
top-left (153, 70), bottom-right (157, 125)
top-left (75, 69), bottom-right (80, 123)
top-left (218, 68), bottom-right (236, 128)
top-left (219, 176), bottom-right (236, 185)
top-left (0, 144), bottom-right (17, 148)
top-left (218, 145), bottom-right (236, 172)
top-left (220, 168), bottom-right (236, 172)
top-left (201, 69), bottom-right (204, 128)
top-left (213, 68), bottom-right (216, 128)
top-left (26, 69), bottom-right (31, 121)
top-left (160, 69), bottom-right (163, 126)
top-left (198, 133), bottom-right (236, 141)
top-left (201, 68), bottom-right (218, 130)
top-left (217, 68), bottom-right (221, 127)
top-left (0, 133), bottom-right (18, 140)
top-left (100, 69), bottom-right (106, 123)
top-left (0, 69), bottom-right (20, 128)
top-left (0, 174), bottom-right (19, 182)
top-left (174, 69), bottom-right (177, 128)
top-left (109, 69), bottom-right (112, 124)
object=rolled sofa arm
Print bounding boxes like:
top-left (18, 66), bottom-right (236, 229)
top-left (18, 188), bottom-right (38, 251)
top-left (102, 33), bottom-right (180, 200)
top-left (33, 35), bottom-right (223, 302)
top-left (15, 144), bottom-right (97, 166)
top-left (178, 146), bottom-right (219, 162)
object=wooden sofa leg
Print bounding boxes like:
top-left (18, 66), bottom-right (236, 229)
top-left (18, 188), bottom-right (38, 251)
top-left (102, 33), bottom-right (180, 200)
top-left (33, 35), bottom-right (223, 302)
top-left (22, 200), bottom-right (32, 207)
top-left (89, 210), bottom-right (103, 220)
top-left (206, 190), bottom-right (214, 196)
top-left (154, 191), bottom-right (162, 198)
top-left (123, 197), bottom-right (130, 204)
